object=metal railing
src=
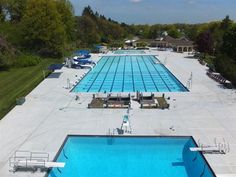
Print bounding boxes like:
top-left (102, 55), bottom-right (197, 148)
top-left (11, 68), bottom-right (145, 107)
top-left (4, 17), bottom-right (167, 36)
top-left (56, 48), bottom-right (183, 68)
top-left (9, 151), bottom-right (49, 172)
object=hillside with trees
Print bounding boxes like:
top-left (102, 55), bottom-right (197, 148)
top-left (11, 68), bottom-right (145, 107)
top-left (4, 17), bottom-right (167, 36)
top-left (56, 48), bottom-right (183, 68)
top-left (74, 6), bottom-right (130, 48)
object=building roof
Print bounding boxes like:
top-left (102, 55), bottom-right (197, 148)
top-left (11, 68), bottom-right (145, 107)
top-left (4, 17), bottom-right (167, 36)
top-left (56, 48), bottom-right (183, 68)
top-left (164, 36), bottom-right (194, 46)
top-left (163, 35), bottom-right (176, 43)
top-left (172, 39), bottom-right (194, 46)
top-left (150, 40), bottom-right (168, 44)
top-left (134, 36), bottom-right (194, 47)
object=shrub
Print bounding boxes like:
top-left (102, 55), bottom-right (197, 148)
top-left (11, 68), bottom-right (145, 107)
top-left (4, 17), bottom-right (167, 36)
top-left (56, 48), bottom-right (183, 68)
top-left (14, 55), bottom-right (41, 67)
top-left (0, 35), bottom-right (17, 70)
top-left (214, 54), bottom-right (236, 85)
top-left (0, 52), bottom-right (12, 70)
top-left (38, 48), bottom-right (62, 58)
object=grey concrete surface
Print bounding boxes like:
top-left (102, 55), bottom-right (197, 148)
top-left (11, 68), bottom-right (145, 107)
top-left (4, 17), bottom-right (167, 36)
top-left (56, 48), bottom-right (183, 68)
top-left (0, 51), bottom-right (236, 177)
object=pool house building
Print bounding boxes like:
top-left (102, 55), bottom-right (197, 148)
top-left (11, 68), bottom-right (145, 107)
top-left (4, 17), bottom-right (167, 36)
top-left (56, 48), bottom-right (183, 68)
top-left (149, 36), bottom-right (194, 52)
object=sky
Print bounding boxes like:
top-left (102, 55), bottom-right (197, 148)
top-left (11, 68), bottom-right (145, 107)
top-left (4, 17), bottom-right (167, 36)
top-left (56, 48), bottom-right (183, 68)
top-left (69, 0), bottom-right (236, 24)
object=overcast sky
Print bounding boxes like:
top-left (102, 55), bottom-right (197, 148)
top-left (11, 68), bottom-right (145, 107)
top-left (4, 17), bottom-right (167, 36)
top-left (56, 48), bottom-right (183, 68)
top-left (70, 0), bottom-right (236, 24)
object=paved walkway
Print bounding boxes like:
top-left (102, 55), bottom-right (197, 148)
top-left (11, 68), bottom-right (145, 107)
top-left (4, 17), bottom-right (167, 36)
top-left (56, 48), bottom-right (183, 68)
top-left (0, 51), bottom-right (236, 177)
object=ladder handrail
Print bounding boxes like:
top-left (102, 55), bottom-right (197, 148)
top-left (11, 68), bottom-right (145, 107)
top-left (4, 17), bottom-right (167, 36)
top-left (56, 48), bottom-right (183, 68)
top-left (10, 151), bottom-right (49, 166)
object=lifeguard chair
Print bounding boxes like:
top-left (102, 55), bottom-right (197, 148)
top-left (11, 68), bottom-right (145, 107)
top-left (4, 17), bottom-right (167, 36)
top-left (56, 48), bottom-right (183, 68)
top-left (121, 113), bottom-right (132, 134)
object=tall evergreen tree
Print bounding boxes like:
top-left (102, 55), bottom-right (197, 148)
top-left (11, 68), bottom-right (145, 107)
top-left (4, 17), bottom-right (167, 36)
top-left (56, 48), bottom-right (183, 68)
top-left (82, 6), bottom-right (92, 15)
top-left (220, 15), bottom-right (233, 31)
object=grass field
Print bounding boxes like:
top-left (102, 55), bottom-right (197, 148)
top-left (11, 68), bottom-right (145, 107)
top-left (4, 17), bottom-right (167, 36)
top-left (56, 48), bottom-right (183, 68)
top-left (0, 59), bottom-right (61, 119)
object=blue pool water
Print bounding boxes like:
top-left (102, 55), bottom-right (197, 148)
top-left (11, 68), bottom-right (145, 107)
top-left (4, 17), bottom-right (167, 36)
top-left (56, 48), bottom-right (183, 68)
top-left (48, 136), bottom-right (216, 177)
top-left (73, 55), bottom-right (188, 92)
top-left (114, 50), bottom-right (145, 54)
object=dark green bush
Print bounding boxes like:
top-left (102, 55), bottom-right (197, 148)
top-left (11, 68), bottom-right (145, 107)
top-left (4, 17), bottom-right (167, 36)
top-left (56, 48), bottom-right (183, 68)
top-left (214, 54), bottom-right (236, 85)
top-left (0, 52), bottom-right (12, 70)
top-left (0, 35), bottom-right (17, 70)
top-left (38, 48), bottom-right (63, 58)
top-left (14, 55), bottom-right (41, 67)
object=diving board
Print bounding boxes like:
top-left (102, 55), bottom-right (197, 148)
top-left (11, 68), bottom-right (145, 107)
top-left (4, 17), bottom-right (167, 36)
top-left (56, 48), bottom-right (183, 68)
top-left (9, 151), bottom-right (65, 172)
top-left (190, 146), bottom-right (220, 152)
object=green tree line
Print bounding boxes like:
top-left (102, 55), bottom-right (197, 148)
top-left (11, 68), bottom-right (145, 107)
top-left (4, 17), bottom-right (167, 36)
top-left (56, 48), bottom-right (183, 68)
top-left (0, 1), bottom-right (236, 84)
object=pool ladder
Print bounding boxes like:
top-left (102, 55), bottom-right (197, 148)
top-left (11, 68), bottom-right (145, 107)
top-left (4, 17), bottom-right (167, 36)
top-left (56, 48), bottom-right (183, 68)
top-left (107, 128), bottom-right (116, 136)
top-left (55, 150), bottom-right (68, 174)
top-left (200, 164), bottom-right (206, 177)
top-left (107, 128), bottom-right (116, 145)
top-left (186, 72), bottom-right (193, 90)
top-left (63, 149), bottom-right (68, 159)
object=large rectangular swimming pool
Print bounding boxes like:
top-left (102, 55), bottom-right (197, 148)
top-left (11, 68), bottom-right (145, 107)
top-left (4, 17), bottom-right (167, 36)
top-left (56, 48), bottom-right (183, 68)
top-left (73, 55), bottom-right (188, 93)
top-left (48, 136), bottom-right (216, 177)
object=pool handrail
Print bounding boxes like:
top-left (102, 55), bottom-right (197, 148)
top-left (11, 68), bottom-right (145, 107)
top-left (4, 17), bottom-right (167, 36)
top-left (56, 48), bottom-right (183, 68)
top-left (9, 150), bottom-right (65, 172)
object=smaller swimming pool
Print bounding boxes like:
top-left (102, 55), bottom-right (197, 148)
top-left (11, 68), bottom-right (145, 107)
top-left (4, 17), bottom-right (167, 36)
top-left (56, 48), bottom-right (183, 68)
top-left (114, 50), bottom-right (145, 54)
top-left (48, 136), bottom-right (216, 177)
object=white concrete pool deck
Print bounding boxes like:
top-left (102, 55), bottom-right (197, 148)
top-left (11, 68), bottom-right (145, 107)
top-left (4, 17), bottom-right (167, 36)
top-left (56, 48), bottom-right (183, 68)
top-left (0, 50), bottom-right (236, 177)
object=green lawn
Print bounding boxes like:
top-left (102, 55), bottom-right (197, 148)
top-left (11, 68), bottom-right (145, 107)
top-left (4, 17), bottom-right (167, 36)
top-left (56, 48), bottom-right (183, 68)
top-left (0, 59), bottom-right (61, 119)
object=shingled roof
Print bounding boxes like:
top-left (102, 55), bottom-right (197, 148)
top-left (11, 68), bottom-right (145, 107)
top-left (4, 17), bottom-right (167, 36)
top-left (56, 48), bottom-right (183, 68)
top-left (163, 36), bottom-right (194, 46)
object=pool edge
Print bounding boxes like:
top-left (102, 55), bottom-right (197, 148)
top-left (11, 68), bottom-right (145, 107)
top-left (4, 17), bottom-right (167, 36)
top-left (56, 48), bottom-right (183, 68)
top-left (46, 135), bottom-right (217, 177)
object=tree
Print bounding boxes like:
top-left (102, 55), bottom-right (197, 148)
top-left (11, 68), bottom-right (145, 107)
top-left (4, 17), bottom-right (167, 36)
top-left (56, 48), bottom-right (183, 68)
top-left (108, 23), bottom-right (124, 39)
top-left (82, 6), bottom-right (95, 19)
top-left (184, 25), bottom-right (199, 40)
top-left (167, 25), bottom-right (181, 38)
top-left (0, 0), bottom-right (7, 22)
top-left (0, 3), bottom-right (5, 22)
top-left (196, 31), bottom-right (214, 54)
top-left (6, 0), bottom-right (27, 22)
top-left (134, 25), bottom-right (150, 38)
top-left (214, 54), bottom-right (236, 85)
top-left (213, 25), bottom-right (236, 84)
top-left (55, 0), bottom-right (75, 41)
top-left (220, 15), bottom-right (233, 31)
top-left (21, 0), bottom-right (67, 57)
top-left (75, 16), bottom-right (100, 46)
top-left (220, 26), bottom-right (236, 60)
top-left (75, 6), bottom-right (129, 47)
top-left (148, 25), bottom-right (159, 39)
top-left (0, 35), bottom-right (17, 69)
